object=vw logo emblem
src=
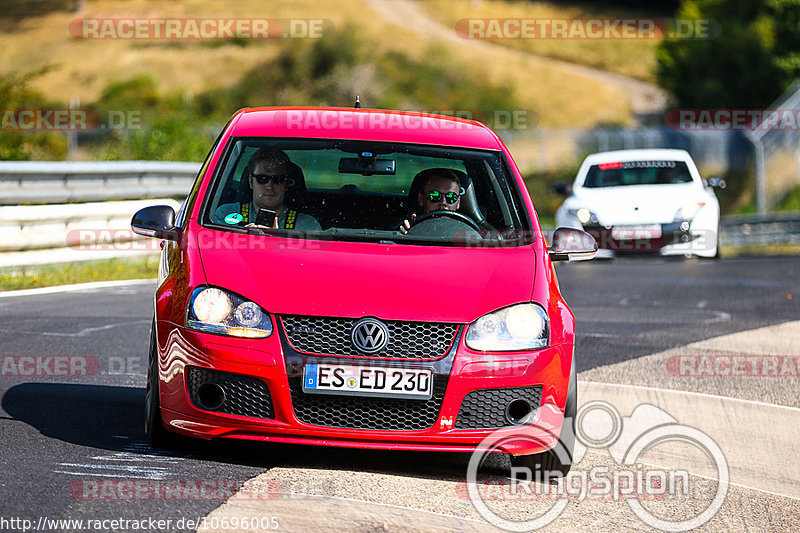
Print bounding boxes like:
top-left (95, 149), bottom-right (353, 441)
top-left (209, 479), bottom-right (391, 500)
top-left (350, 318), bottom-right (390, 354)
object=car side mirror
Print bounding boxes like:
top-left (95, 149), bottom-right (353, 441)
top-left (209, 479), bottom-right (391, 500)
top-left (706, 177), bottom-right (726, 189)
top-left (131, 205), bottom-right (179, 240)
top-left (548, 227), bottom-right (597, 262)
top-left (552, 182), bottom-right (572, 196)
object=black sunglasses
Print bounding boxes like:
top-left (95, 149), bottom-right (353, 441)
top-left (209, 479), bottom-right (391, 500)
top-left (252, 173), bottom-right (289, 185)
top-left (424, 190), bottom-right (460, 204)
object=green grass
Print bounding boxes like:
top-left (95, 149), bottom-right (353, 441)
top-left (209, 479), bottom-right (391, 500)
top-left (720, 244), bottom-right (800, 257)
top-left (0, 256), bottom-right (158, 291)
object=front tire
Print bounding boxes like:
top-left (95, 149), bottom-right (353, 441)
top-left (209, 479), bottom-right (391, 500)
top-left (145, 321), bottom-right (173, 447)
top-left (511, 355), bottom-right (577, 478)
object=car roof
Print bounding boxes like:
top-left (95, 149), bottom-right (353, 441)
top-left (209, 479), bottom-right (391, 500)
top-left (582, 149), bottom-right (694, 165)
top-left (227, 107), bottom-right (504, 150)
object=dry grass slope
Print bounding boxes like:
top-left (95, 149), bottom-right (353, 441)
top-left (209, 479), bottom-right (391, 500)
top-left (419, 0), bottom-right (660, 82)
top-left (0, 0), bottom-right (642, 128)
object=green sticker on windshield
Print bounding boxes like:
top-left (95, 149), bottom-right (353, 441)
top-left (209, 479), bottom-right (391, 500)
top-left (224, 213), bottom-right (243, 224)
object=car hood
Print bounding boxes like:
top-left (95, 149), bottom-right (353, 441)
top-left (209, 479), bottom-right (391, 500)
top-left (196, 231), bottom-right (537, 323)
top-left (574, 183), bottom-right (702, 225)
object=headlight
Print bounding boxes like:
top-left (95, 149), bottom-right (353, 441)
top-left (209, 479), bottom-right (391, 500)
top-left (568, 207), bottom-right (595, 225)
top-left (465, 303), bottom-right (549, 351)
top-left (674, 202), bottom-right (705, 221)
top-left (186, 286), bottom-right (272, 338)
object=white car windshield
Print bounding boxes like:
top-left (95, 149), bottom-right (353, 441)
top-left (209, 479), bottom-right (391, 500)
top-left (583, 160), bottom-right (693, 188)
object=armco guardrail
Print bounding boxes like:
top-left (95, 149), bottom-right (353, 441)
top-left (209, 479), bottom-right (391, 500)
top-left (720, 212), bottom-right (800, 248)
top-left (0, 161), bottom-right (200, 204)
top-left (0, 160), bottom-right (797, 266)
top-left (0, 199), bottom-right (182, 252)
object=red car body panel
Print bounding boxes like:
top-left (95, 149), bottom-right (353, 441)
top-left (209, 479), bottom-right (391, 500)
top-left (196, 229), bottom-right (537, 322)
top-left (148, 107), bottom-right (576, 457)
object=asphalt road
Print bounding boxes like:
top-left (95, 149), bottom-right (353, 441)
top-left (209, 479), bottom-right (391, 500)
top-left (0, 254), bottom-right (796, 532)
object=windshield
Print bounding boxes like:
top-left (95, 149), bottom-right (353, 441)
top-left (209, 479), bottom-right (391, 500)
top-left (582, 160), bottom-right (693, 188)
top-left (201, 138), bottom-right (531, 246)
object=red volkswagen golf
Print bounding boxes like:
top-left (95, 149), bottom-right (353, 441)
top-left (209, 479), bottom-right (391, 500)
top-left (132, 107), bottom-right (596, 476)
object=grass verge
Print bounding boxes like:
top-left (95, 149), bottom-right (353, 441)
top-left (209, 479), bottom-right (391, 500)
top-left (0, 255), bottom-right (158, 292)
top-left (419, 0), bottom-right (660, 82)
top-left (720, 244), bottom-right (800, 257)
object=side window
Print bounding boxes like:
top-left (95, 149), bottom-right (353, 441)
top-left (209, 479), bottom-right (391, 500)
top-left (179, 121), bottom-right (230, 228)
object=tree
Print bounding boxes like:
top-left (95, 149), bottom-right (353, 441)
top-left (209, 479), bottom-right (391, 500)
top-left (657, 0), bottom-right (800, 109)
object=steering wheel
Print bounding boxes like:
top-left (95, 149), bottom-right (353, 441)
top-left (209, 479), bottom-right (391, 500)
top-left (409, 209), bottom-right (481, 232)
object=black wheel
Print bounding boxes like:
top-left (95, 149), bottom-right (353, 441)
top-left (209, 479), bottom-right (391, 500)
top-left (145, 321), bottom-right (174, 448)
top-left (409, 209), bottom-right (480, 232)
top-left (511, 355), bottom-right (577, 478)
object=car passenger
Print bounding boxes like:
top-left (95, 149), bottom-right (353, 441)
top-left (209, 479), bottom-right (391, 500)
top-left (215, 148), bottom-right (321, 231)
top-left (399, 168), bottom-right (465, 234)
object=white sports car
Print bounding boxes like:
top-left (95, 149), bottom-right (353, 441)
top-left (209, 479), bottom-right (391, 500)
top-left (554, 149), bottom-right (724, 258)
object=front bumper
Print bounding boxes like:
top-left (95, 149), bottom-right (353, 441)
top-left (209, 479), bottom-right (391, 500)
top-left (583, 221), bottom-right (696, 254)
top-left (155, 322), bottom-right (572, 457)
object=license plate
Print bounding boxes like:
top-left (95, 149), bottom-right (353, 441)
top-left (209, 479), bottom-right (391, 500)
top-left (611, 224), bottom-right (662, 240)
top-left (302, 363), bottom-right (433, 400)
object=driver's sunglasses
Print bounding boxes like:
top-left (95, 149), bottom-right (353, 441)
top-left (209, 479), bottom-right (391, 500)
top-left (425, 190), bottom-right (460, 204)
top-left (252, 173), bottom-right (289, 185)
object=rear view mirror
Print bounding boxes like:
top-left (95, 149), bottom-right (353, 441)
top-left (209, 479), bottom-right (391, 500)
top-left (707, 177), bottom-right (726, 189)
top-left (131, 205), bottom-right (178, 240)
top-left (552, 182), bottom-right (572, 196)
top-left (548, 227), bottom-right (597, 261)
top-left (338, 157), bottom-right (396, 175)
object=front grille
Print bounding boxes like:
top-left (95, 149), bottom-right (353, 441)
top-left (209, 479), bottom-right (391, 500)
top-left (456, 386), bottom-right (542, 429)
top-left (288, 376), bottom-right (448, 430)
top-left (280, 315), bottom-right (458, 359)
top-left (187, 367), bottom-right (274, 420)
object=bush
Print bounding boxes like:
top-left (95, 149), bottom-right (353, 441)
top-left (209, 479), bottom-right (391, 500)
top-left (521, 165), bottom-right (582, 220)
top-left (0, 0), bottom-right (76, 21)
top-left (0, 76), bottom-right (67, 160)
top-left (776, 184), bottom-right (800, 212)
top-left (657, 0), bottom-right (800, 109)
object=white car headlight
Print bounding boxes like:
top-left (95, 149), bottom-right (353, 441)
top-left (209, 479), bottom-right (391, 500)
top-left (568, 207), bottom-right (595, 225)
top-left (187, 286), bottom-right (272, 338)
top-left (465, 303), bottom-right (549, 351)
top-left (674, 202), bottom-right (705, 221)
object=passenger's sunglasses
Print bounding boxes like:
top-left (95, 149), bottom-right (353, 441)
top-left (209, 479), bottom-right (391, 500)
top-left (252, 173), bottom-right (289, 185)
top-left (424, 190), bottom-right (460, 204)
